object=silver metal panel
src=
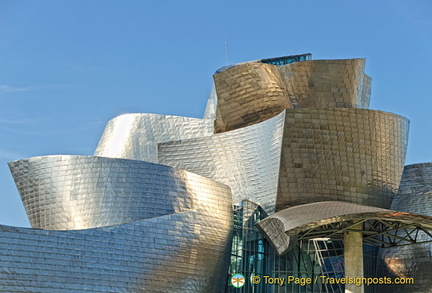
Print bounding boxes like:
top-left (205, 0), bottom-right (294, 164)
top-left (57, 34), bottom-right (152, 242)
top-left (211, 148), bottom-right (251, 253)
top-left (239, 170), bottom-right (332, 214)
top-left (94, 113), bottom-right (213, 162)
top-left (203, 81), bottom-right (218, 119)
top-left (1, 162), bottom-right (233, 293)
top-left (378, 163), bottom-right (432, 292)
top-left (257, 201), bottom-right (432, 256)
top-left (9, 155), bottom-right (229, 231)
top-left (0, 53), bottom-right (424, 292)
top-left (159, 111), bottom-right (286, 213)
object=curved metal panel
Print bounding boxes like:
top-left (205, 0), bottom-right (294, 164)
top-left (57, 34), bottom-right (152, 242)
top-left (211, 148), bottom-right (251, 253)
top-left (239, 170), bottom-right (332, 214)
top-left (159, 111), bottom-right (285, 213)
top-left (0, 168), bottom-right (233, 293)
top-left (362, 74), bottom-right (372, 108)
top-left (1, 53), bottom-right (422, 292)
top-left (213, 62), bottom-right (291, 133)
top-left (8, 155), bottom-right (228, 231)
top-left (378, 163), bottom-right (432, 293)
top-left (203, 81), bottom-right (218, 119)
top-left (278, 59), bottom-right (369, 108)
top-left (277, 108), bottom-right (409, 210)
top-left (212, 59), bottom-right (372, 134)
top-left (94, 113), bottom-right (213, 162)
top-left (257, 201), bottom-right (432, 256)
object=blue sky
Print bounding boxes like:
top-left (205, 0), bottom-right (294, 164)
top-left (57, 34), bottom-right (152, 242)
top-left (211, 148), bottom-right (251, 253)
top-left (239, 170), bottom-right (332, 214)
top-left (0, 0), bottom-right (431, 227)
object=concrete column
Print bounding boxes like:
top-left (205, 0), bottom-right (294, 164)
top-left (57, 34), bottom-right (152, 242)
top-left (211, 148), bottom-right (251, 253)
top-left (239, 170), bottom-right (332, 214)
top-left (344, 223), bottom-right (364, 293)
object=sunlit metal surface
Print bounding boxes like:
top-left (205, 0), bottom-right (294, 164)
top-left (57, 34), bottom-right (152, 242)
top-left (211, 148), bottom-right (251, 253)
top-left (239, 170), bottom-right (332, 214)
top-left (277, 59), bottom-right (371, 109)
top-left (378, 163), bottom-right (432, 292)
top-left (277, 108), bottom-right (409, 210)
top-left (203, 81), bottom-right (218, 119)
top-left (9, 155), bottom-right (229, 231)
top-left (257, 201), bottom-right (432, 256)
top-left (159, 111), bottom-right (285, 213)
top-left (213, 62), bottom-right (291, 133)
top-left (1, 53), bottom-right (430, 292)
top-left (94, 113), bottom-right (213, 162)
top-left (213, 58), bottom-right (372, 133)
top-left (3, 160), bottom-right (233, 292)
top-left (158, 108), bottom-right (409, 214)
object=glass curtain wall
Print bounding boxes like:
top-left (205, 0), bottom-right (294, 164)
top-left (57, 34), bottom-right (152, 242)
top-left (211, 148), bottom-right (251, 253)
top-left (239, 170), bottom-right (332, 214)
top-left (226, 200), bottom-right (347, 293)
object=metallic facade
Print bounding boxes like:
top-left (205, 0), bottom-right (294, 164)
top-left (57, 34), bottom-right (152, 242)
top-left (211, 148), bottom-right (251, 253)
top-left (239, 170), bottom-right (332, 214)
top-left (4, 160), bottom-right (233, 292)
top-left (257, 201), bottom-right (432, 256)
top-left (213, 62), bottom-right (292, 133)
top-left (9, 155), bottom-right (229, 231)
top-left (277, 108), bottom-right (408, 210)
top-left (94, 113), bottom-right (213, 162)
top-left (277, 59), bottom-right (371, 109)
top-left (159, 111), bottom-right (285, 213)
top-left (213, 57), bottom-right (372, 134)
top-left (378, 163), bottom-right (432, 292)
top-left (1, 53), bottom-right (431, 292)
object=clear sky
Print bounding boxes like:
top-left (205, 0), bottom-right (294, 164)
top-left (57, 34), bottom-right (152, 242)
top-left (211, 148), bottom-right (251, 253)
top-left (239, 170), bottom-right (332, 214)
top-left (0, 0), bottom-right (431, 227)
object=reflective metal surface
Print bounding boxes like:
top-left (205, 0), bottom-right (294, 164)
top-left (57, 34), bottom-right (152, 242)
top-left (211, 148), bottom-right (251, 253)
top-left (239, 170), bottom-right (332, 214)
top-left (3, 161), bottom-right (233, 292)
top-left (94, 113), bottom-right (213, 162)
top-left (213, 58), bottom-right (372, 133)
top-left (9, 155), bottom-right (229, 231)
top-left (159, 107), bottom-right (409, 213)
top-left (257, 201), bottom-right (432, 256)
top-left (1, 54), bottom-right (430, 293)
top-left (278, 59), bottom-right (371, 109)
top-left (378, 163), bottom-right (432, 292)
top-left (277, 108), bottom-right (409, 210)
top-left (159, 111), bottom-right (285, 213)
top-left (213, 62), bottom-right (291, 133)
top-left (203, 81), bottom-right (218, 119)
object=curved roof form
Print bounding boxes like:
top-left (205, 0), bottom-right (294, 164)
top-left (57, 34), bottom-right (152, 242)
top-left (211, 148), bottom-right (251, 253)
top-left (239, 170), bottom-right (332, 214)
top-left (158, 107), bottom-right (409, 213)
top-left (2, 53), bottom-right (426, 291)
top-left (256, 201), bottom-right (432, 256)
top-left (213, 62), bottom-right (292, 133)
top-left (9, 155), bottom-right (231, 231)
top-left (159, 111), bottom-right (285, 213)
top-left (212, 58), bottom-right (372, 133)
top-left (4, 157), bottom-right (233, 292)
top-left (94, 113), bottom-right (213, 162)
top-left (0, 209), bottom-right (232, 292)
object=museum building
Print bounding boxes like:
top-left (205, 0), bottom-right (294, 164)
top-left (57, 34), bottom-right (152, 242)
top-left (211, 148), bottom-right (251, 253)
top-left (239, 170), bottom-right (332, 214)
top-left (1, 53), bottom-right (432, 293)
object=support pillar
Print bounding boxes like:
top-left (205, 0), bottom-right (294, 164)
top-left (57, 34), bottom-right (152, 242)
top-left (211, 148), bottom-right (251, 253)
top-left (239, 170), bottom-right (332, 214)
top-left (344, 223), bottom-right (364, 293)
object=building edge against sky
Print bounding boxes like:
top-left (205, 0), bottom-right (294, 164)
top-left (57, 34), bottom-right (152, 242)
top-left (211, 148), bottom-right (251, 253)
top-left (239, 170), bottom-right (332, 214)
top-left (0, 53), bottom-right (432, 292)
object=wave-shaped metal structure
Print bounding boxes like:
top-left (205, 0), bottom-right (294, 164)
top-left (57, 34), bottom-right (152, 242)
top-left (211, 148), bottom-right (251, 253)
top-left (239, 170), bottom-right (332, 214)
top-left (9, 155), bottom-right (230, 231)
top-left (4, 159), bottom-right (232, 292)
top-left (159, 111), bottom-right (285, 213)
top-left (1, 53), bottom-right (432, 293)
top-left (94, 113), bottom-right (213, 162)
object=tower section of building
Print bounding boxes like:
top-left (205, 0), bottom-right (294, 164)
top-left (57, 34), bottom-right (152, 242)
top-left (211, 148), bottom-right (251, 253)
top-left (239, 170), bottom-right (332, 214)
top-left (1, 53), bottom-right (432, 293)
